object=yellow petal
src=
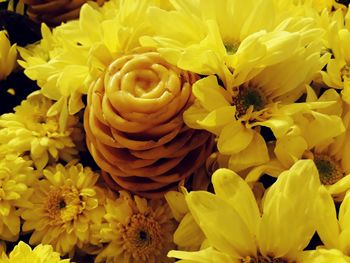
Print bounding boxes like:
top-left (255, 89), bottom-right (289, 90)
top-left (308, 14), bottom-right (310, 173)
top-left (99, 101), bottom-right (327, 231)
top-left (217, 122), bottom-right (254, 155)
top-left (212, 168), bottom-right (260, 237)
top-left (316, 186), bottom-right (340, 249)
top-left (228, 132), bottom-right (269, 172)
top-left (186, 191), bottom-right (256, 257)
top-left (258, 160), bottom-right (321, 258)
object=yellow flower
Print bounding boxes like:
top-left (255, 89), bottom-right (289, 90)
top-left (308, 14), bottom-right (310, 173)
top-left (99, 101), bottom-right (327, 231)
top-left (169, 160), bottom-right (322, 262)
top-left (0, 30), bottom-right (16, 81)
top-left (0, 154), bottom-right (36, 241)
top-left (0, 241), bottom-right (70, 263)
top-left (315, 186), bottom-right (350, 258)
top-left (247, 87), bottom-right (347, 200)
top-left (18, 0), bottom-right (163, 128)
top-left (20, 162), bottom-right (106, 255)
top-left (141, 0), bottom-right (323, 87)
top-left (0, 92), bottom-right (81, 170)
top-left (184, 35), bottom-right (328, 172)
top-left (95, 191), bottom-right (176, 263)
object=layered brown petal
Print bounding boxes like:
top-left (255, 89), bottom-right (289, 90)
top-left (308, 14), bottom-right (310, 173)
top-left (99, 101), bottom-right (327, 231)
top-left (84, 48), bottom-right (214, 198)
top-left (21, 0), bottom-right (105, 26)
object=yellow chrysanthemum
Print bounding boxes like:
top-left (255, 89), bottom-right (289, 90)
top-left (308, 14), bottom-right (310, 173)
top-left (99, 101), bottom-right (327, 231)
top-left (0, 30), bottom-right (16, 81)
top-left (183, 36), bottom-right (329, 172)
top-left (95, 191), bottom-right (176, 263)
top-left (0, 92), bottom-right (81, 170)
top-left (18, 0), bottom-right (163, 128)
top-left (169, 160), bottom-right (322, 262)
top-left (315, 186), bottom-right (350, 258)
top-left (20, 162), bottom-right (106, 255)
top-left (0, 241), bottom-right (70, 263)
top-left (141, 0), bottom-right (323, 87)
top-left (0, 154), bottom-right (36, 241)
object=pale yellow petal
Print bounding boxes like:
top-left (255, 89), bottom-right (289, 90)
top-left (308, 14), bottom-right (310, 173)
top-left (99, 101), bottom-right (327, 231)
top-left (186, 191), bottom-right (256, 258)
top-left (212, 168), bottom-right (260, 237)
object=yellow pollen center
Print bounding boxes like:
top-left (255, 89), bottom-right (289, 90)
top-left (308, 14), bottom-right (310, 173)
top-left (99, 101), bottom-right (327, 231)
top-left (242, 255), bottom-right (289, 263)
top-left (341, 64), bottom-right (350, 80)
top-left (44, 186), bottom-right (82, 225)
top-left (314, 154), bottom-right (343, 185)
top-left (224, 42), bottom-right (239, 55)
top-left (120, 213), bottom-right (163, 261)
top-left (232, 87), bottom-right (266, 117)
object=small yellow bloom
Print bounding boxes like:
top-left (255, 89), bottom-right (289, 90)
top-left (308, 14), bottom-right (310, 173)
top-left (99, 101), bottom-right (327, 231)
top-left (169, 160), bottom-right (322, 262)
top-left (96, 191), bottom-right (176, 263)
top-left (20, 162), bottom-right (106, 255)
top-left (0, 241), bottom-right (70, 263)
top-left (0, 154), bottom-right (37, 241)
top-left (0, 92), bottom-right (81, 170)
top-left (0, 30), bottom-right (16, 81)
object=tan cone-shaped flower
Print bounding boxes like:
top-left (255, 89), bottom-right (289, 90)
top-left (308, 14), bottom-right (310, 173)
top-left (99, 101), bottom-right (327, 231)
top-left (21, 0), bottom-right (105, 26)
top-left (84, 48), bottom-right (214, 198)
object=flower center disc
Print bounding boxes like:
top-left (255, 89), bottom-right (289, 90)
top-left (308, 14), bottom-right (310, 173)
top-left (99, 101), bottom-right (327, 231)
top-left (242, 255), bottom-right (288, 263)
top-left (232, 87), bottom-right (266, 117)
top-left (121, 213), bottom-right (163, 261)
top-left (314, 154), bottom-right (343, 185)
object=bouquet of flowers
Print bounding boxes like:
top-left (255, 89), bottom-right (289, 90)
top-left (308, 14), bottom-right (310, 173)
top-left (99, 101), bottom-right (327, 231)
top-left (1, 0), bottom-right (350, 262)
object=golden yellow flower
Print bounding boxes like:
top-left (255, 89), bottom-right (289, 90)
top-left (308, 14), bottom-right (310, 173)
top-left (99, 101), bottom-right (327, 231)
top-left (141, 0), bottom-right (323, 87)
top-left (0, 92), bottom-right (81, 170)
top-left (95, 191), bottom-right (176, 263)
top-left (0, 241), bottom-right (70, 263)
top-left (169, 160), bottom-right (322, 262)
top-left (20, 162), bottom-right (106, 255)
top-left (183, 35), bottom-right (328, 172)
top-left (84, 47), bottom-right (213, 198)
top-left (0, 154), bottom-right (36, 241)
top-left (22, 0), bottom-right (106, 26)
top-left (0, 30), bottom-right (16, 81)
top-left (247, 87), bottom-right (348, 200)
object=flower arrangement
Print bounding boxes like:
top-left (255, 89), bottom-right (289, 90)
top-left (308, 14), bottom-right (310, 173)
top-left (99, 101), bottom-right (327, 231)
top-left (1, 0), bottom-right (350, 262)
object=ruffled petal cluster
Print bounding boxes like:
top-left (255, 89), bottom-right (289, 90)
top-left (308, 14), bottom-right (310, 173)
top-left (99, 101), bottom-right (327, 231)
top-left (0, 92), bottom-right (82, 169)
top-left (20, 162), bottom-right (106, 255)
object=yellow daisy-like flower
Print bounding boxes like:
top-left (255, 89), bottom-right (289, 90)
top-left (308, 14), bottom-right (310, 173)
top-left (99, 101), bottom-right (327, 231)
top-left (20, 162), bottom-right (105, 255)
top-left (0, 154), bottom-right (36, 241)
top-left (141, 0), bottom-right (323, 87)
top-left (183, 37), bottom-right (328, 172)
top-left (0, 241), bottom-right (70, 263)
top-left (95, 191), bottom-right (176, 263)
top-left (169, 160), bottom-right (321, 262)
top-left (0, 92), bottom-right (81, 170)
top-left (0, 30), bottom-right (16, 81)
top-left (315, 186), bottom-right (350, 258)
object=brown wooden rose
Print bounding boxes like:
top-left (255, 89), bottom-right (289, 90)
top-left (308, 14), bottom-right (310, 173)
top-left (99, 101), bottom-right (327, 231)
top-left (84, 48), bottom-right (214, 198)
